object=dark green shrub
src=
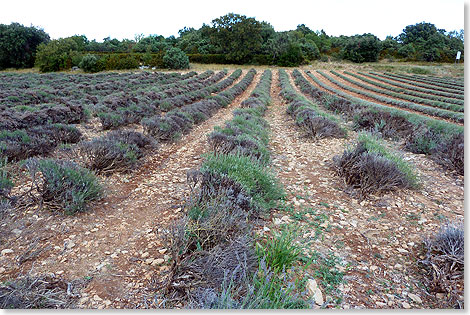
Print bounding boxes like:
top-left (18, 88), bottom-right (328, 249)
top-left (35, 38), bottom-right (81, 72)
top-left (24, 158), bottom-right (103, 214)
top-left (250, 54), bottom-right (274, 65)
top-left (106, 54), bottom-right (140, 70)
top-left (277, 43), bottom-right (303, 67)
top-left (342, 33), bottom-right (381, 63)
top-left (163, 47), bottom-right (190, 69)
top-left (79, 54), bottom-right (101, 72)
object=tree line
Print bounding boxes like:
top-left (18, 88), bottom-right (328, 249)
top-left (0, 13), bottom-right (464, 72)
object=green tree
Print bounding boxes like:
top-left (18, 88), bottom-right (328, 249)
top-left (35, 37), bottom-right (80, 72)
top-left (306, 30), bottom-right (331, 54)
top-left (278, 42), bottom-right (303, 66)
top-left (0, 22), bottom-right (50, 69)
top-left (398, 22), bottom-right (441, 45)
top-left (296, 24), bottom-right (313, 35)
top-left (210, 13), bottom-right (263, 63)
top-left (299, 38), bottom-right (320, 60)
top-left (176, 27), bottom-right (215, 54)
top-left (396, 22), bottom-right (463, 62)
top-left (380, 35), bottom-right (400, 59)
top-left (397, 43), bottom-right (416, 60)
top-left (133, 35), bottom-right (168, 53)
top-left (342, 34), bottom-right (381, 63)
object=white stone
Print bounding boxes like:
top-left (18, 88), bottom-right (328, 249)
top-left (152, 258), bottom-right (165, 266)
top-left (307, 279), bottom-right (324, 305)
top-left (407, 293), bottom-right (422, 304)
top-left (307, 279), bottom-right (317, 295)
top-left (314, 288), bottom-right (324, 305)
top-left (436, 293), bottom-right (445, 299)
top-left (1, 249), bottom-right (13, 255)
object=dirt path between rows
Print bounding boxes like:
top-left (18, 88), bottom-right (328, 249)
top-left (306, 71), bottom-right (463, 126)
top-left (0, 70), bottom-right (261, 309)
top-left (264, 70), bottom-right (464, 309)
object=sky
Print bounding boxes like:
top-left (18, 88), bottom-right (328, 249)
top-left (0, 0), bottom-right (465, 41)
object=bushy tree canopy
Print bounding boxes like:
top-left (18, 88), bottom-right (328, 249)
top-left (35, 38), bottom-right (80, 72)
top-left (3, 16), bottom-right (465, 72)
top-left (396, 22), bottom-right (464, 61)
top-left (342, 34), bottom-right (381, 63)
top-left (210, 13), bottom-right (264, 63)
top-left (0, 23), bottom-right (50, 69)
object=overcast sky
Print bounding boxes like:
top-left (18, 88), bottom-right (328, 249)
top-left (0, 0), bottom-right (465, 41)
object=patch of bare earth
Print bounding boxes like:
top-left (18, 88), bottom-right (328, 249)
top-left (264, 70), bottom-right (463, 309)
top-left (0, 70), bottom-right (262, 309)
